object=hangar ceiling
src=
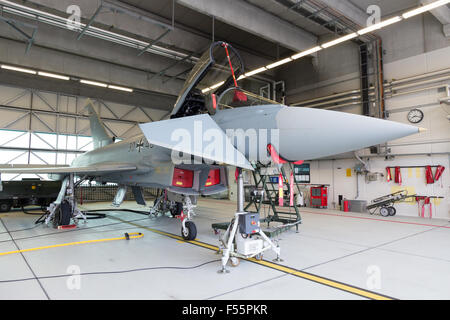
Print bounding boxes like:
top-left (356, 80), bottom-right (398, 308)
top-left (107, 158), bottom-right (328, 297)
top-left (0, 0), bottom-right (442, 114)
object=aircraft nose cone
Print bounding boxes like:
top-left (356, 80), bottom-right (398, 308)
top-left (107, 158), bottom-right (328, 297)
top-left (275, 107), bottom-right (420, 160)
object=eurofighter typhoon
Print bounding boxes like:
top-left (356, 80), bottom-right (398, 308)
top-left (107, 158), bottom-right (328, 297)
top-left (0, 42), bottom-right (422, 240)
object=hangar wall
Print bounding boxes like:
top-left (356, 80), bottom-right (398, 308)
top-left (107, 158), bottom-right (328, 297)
top-left (0, 83), bottom-right (167, 180)
top-left (302, 154), bottom-right (449, 219)
top-left (278, 13), bottom-right (450, 219)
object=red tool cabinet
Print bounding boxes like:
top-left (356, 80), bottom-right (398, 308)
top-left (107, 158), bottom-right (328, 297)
top-left (310, 186), bottom-right (328, 208)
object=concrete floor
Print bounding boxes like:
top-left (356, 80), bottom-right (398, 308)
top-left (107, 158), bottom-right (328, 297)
top-left (0, 199), bottom-right (449, 300)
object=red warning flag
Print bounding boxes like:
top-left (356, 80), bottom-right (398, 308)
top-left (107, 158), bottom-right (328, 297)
top-left (434, 165), bottom-right (445, 182)
top-left (278, 173), bottom-right (284, 207)
top-left (289, 171), bottom-right (294, 207)
top-left (425, 166), bottom-right (434, 184)
top-left (394, 167), bottom-right (402, 185)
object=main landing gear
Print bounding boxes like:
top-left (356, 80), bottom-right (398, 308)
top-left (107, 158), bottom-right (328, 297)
top-left (151, 190), bottom-right (197, 240)
top-left (44, 173), bottom-right (87, 227)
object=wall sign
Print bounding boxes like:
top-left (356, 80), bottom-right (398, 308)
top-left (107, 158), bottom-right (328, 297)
top-left (294, 163), bottom-right (310, 183)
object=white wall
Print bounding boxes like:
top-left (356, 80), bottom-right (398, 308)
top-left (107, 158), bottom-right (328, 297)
top-left (278, 14), bottom-right (450, 219)
top-left (293, 154), bottom-right (449, 219)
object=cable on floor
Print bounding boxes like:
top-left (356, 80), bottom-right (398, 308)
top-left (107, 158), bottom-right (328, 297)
top-left (0, 259), bottom-right (221, 284)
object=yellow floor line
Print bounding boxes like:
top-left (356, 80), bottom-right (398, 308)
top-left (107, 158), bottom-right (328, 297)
top-left (0, 232), bottom-right (143, 257)
top-left (113, 217), bottom-right (394, 300)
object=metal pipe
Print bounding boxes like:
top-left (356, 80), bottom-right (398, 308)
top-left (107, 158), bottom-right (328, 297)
top-left (303, 95), bottom-right (361, 109)
top-left (292, 89), bottom-right (361, 106)
top-left (390, 68), bottom-right (450, 85)
top-left (293, 67), bottom-right (450, 107)
top-left (390, 75), bottom-right (450, 91)
top-left (387, 139), bottom-right (450, 147)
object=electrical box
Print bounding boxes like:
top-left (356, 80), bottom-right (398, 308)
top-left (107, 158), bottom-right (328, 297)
top-left (238, 212), bottom-right (260, 235)
top-left (365, 173), bottom-right (379, 183)
top-left (236, 234), bottom-right (264, 256)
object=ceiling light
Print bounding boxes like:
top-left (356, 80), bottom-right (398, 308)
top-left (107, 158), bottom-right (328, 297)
top-left (291, 46), bottom-right (322, 60)
top-left (1, 65), bottom-right (36, 74)
top-left (266, 57), bottom-right (293, 69)
top-left (403, 0), bottom-right (450, 19)
top-left (358, 16), bottom-right (403, 35)
top-left (210, 81), bottom-right (225, 90)
top-left (80, 79), bottom-right (108, 88)
top-left (321, 33), bottom-right (358, 48)
top-left (237, 75), bottom-right (246, 81)
top-left (245, 67), bottom-right (267, 77)
top-left (38, 71), bottom-right (70, 80)
top-left (108, 85), bottom-right (133, 92)
top-left (201, 87), bottom-right (211, 94)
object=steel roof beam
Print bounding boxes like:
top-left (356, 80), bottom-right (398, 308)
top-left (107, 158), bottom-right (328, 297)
top-left (421, 0), bottom-right (450, 37)
top-left (177, 0), bottom-right (318, 52)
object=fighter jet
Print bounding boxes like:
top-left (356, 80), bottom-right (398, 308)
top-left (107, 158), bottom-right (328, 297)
top-left (0, 42), bottom-right (422, 240)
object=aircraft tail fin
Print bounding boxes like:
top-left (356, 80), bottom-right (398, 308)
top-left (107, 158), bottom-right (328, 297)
top-left (84, 100), bottom-right (114, 149)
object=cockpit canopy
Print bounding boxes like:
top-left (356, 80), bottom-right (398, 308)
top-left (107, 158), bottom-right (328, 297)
top-left (170, 41), bottom-right (277, 119)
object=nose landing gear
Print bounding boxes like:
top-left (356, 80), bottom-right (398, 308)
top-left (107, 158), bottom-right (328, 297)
top-left (150, 190), bottom-right (198, 240)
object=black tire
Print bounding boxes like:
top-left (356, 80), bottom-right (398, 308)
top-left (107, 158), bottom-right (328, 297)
top-left (181, 221), bottom-right (197, 241)
top-left (0, 202), bottom-right (11, 213)
top-left (388, 206), bottom-right (396, 216)
top-left (53, 201), bottom-right (72, 227)
top-left (380, 207), bottom-right (390, 217)
top-left (170, 202), bottom-right (183, 217)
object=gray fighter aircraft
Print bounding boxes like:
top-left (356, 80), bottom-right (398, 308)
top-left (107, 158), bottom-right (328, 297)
top-left (0, 42), bottom-right (422, 240)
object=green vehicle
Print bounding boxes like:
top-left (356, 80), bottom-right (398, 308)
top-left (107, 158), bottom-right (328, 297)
top-left (0, 178), bottom-right (61, 212)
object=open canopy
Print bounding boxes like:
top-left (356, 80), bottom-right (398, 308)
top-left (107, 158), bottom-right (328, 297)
top-left (170, 41), bottom-right (245, 118)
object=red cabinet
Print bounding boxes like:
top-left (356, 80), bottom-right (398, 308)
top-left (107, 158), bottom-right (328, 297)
top-left (310, 186), bottom-right (328, 209)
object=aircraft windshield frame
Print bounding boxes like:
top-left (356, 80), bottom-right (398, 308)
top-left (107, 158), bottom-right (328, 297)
top-left (217, 87), bottom-right (279, 109)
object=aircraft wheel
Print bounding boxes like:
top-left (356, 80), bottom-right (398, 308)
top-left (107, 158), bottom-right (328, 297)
top-left (181, 221), bottom-right (197, 241)
top-left (388, 206), bottom-right (396, 216)
top-left (380, 207), bottom-right (390, 217)
top-left (230, 257), bottom-right (240, 267)
top-left (0, 202), bottom-right (11, 213)
top-left (255, 253), bottom-right (263, 261)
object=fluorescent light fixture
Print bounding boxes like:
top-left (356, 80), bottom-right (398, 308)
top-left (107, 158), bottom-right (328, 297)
top-left (1, 65), bottom-right (36, 74)
top-left (245, 67), bottom-right (267, 77)
top-left (237, 75), bottom-right (246, 81)
top-left (38, 71), bottom-right (70, 80)
top-left (291, 46), bottom-right (322, 60)
top-left (210, 81), bottom-right (225, 90)
top-left (358, 16), bottom-right (402, 35)
top-left (108, 85), bottom-right (133, 92)
top-left (200, 81), bottom-right (225, 94)
top-left (80, 79), bottom-right (108, 88)
top-left (321, 33), bottom-right (358, 48)
top-left (266, 57), bottom-right (293, 69)
top-left (403, 0), bottom-right (450, 19)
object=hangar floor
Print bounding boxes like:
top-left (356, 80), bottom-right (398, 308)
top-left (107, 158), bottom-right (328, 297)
top-left (0, 198), bottom-right (449, 300)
